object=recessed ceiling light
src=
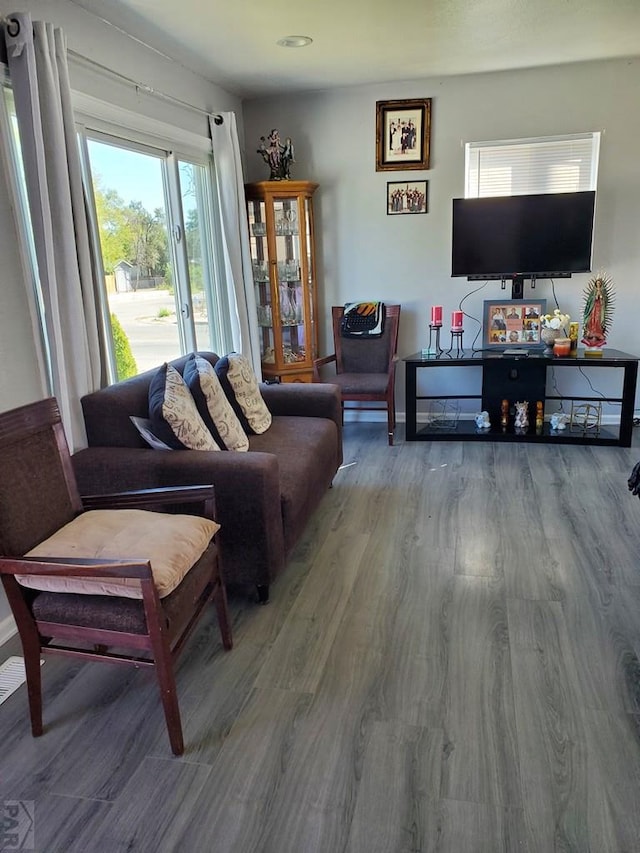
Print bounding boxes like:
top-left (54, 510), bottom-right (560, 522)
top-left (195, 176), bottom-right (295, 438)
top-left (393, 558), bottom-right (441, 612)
top-left (277, 35), bottom-right (313, 48)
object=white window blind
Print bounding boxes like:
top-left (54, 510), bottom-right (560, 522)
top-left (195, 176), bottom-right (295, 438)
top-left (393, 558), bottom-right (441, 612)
top-left (465, 133), bottom-right (600, 198)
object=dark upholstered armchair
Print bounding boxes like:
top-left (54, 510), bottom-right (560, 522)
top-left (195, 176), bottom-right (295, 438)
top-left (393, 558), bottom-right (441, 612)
top-left (0, 398), bottom-right (232, 755)
top-left (313, 304), bottom-right (401, 445)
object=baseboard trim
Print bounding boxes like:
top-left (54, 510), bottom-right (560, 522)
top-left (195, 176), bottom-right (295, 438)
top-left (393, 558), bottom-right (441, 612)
top-left (343, 411), bottom-right (391, 424)
top-left (0, 613), bottom-right (17, 648)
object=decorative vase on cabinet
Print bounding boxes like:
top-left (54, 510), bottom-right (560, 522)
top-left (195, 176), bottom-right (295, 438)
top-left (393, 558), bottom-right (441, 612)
top-left (540, 327), bottom-right (562, 354)
top-left (245, 180), bottom-right (319, 382)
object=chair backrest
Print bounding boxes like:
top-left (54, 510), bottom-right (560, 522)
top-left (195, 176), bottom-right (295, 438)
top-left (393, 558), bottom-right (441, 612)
top-left (0, 398), bottom-right (82, 557)
top-left (332, 304), bottom-right (400, 374)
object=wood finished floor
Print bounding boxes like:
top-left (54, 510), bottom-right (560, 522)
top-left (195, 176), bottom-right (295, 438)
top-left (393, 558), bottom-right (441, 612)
top-left (2, 423), bottom-right (640, 852)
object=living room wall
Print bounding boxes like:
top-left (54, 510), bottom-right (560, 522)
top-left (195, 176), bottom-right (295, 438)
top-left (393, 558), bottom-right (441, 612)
top-left (0, 0), bottom-right (241, 639)
top-left (242, 57), bottom-right (640, 417)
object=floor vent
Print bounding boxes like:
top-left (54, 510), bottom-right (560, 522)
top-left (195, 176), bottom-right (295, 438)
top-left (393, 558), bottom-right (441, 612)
top-left (0, 656), bottom-right (41, 707)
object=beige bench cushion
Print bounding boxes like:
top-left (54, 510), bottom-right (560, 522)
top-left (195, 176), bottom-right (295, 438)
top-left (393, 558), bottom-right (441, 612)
top-left (19, 509), bottom-right (219, 599)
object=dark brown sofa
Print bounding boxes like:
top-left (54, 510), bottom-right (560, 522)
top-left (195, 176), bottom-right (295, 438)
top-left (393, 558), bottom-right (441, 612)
top-left (71, 353), bottom-right (343, 601)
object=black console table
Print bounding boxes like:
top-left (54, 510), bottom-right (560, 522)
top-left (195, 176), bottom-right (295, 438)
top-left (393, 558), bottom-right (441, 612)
top-left (404, 348), bottom-right (639, 446)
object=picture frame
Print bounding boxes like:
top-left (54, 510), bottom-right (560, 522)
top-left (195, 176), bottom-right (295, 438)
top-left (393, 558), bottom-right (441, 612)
top-left (376, 98), bottom-right (431, 171)
top-left (387, 181), bottom-right (428, 215)
top-left (482, 299), bottom-right (547, 350)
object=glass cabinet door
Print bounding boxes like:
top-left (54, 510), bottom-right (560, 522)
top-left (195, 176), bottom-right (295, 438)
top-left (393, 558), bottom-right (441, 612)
top-left (247, 199), bottom-right (274, 365)
top-left (302, 195), bottom-right (315, 356)
top-left (246, 181), bottom-right (319, 382)
top-left (273, 195), bottom-right (306, 368)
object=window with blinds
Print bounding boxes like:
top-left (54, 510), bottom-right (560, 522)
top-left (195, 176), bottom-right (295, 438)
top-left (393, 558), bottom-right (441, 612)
top-left (465, 133), bottom-right (600, 198)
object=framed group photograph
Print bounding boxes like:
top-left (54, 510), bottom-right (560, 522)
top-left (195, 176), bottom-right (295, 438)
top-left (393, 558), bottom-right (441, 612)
top-left (387, 181), bottom-right (428, 215)
top-left (376, 98), bottom-right (431, 171)
top-left (483, 299), bottom-right (547, 350)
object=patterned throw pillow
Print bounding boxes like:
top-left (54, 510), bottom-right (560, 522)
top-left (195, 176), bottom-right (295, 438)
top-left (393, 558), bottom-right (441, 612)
top-left (183, 354), bottom-right (249, 452)
top-left (148, 363), bottom-right (221, 451)
top-left (215, 353), bottom-right (272, 435)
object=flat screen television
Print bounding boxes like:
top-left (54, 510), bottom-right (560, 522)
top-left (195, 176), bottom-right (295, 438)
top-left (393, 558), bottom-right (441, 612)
top-left (451, 191), bottom-right (596, 284)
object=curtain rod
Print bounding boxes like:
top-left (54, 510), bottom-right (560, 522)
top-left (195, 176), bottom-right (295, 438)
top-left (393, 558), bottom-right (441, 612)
top-left (0, 14), bottom-right (19, 36)
top-left (68, 50), bottom-right (223, 124)
top-left (1, 14), bottom-right (223, 125)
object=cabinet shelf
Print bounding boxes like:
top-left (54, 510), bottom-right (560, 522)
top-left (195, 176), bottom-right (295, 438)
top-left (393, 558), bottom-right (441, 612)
top-left (412, 420), bottom-right (621, 444)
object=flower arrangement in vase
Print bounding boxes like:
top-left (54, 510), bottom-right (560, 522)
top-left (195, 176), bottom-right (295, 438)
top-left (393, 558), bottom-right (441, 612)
top-left (581, 272), bottom-right (615, 351)
top-left (540, 309), bottom-right (570, 353)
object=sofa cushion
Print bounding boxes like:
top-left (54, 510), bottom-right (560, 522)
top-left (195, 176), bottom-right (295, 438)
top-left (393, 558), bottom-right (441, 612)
top-left (19, 509), bottom-right (220, 599)
top-left (149, 363), bottom-right (221, 451)
top-left (248, 416), bottom-right (339, 554)
top-left (183, 354), bottom-right (249, 452)
top-left (215, 353), bottom-right (272, 435)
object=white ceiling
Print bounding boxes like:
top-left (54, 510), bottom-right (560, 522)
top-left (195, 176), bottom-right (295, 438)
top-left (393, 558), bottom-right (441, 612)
top-left (71, 0), bottom-right (640, 99)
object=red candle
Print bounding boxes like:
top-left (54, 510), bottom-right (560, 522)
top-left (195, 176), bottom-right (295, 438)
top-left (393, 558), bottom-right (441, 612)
top-left (452, 310), bottom-right (464, 329)
top-left (431, 305), bottom-right (443, 326)
top-left (553, 337), bottom-right (571, 357)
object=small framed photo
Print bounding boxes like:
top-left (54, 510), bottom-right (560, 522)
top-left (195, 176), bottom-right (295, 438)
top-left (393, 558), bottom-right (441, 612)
top-left (483, 299), bottom-right (547, 350)
top-left (387, 181), bottom-right (428, 215)
top-left (376, 98), bottom-right (431, 171)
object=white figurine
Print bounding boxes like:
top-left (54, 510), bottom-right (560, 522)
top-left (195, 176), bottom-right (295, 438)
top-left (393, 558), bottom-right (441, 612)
top-left (550, 412), bottom-right (569, 430)
top-left (514, 401), bottom-right (529, 430)
top-left (475, 411), bottom-right (491, 429)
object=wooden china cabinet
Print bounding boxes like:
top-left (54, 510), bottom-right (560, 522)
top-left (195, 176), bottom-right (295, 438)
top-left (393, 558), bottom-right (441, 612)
top-left (245, 180), bottom-right (319, 382)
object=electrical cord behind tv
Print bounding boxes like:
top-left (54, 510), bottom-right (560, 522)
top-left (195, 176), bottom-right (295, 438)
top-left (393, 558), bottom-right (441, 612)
top-left (458, 279), bottom-right (490, 352)
top-left (549, 278), bottom-right (563, 315)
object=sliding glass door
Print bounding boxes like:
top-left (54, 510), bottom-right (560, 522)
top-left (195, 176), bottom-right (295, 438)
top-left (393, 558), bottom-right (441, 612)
top-left (80, 132), bottom-right (228, 380)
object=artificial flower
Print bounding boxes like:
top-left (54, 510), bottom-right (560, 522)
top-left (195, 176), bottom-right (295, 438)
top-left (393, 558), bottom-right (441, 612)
top-left (541, 309), bottom-right (570, 331)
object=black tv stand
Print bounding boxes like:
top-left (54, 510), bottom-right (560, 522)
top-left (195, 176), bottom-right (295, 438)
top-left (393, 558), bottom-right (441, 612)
top-left (404, 348), bottom-right (639, 447)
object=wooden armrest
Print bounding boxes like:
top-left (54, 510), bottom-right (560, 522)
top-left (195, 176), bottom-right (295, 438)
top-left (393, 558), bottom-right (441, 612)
top-left (0, 555), bottom-right (152, 580)
top-left (81, 484), bottom-right (215, 512)
top-left (313, 353), bottom-right (336, 381)
top-left (313, 354), bottom-right (336, 368)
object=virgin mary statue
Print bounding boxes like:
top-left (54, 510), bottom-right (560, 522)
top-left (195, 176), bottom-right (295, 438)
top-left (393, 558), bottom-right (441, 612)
top-left (581, 273), bottom-right (614, 349)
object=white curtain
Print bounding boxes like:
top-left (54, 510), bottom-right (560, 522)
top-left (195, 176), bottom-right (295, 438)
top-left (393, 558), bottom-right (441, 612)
top-left (3, 13), bottom-right (102, 449)
top-left (209, 112), bottom-right (261, 374)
